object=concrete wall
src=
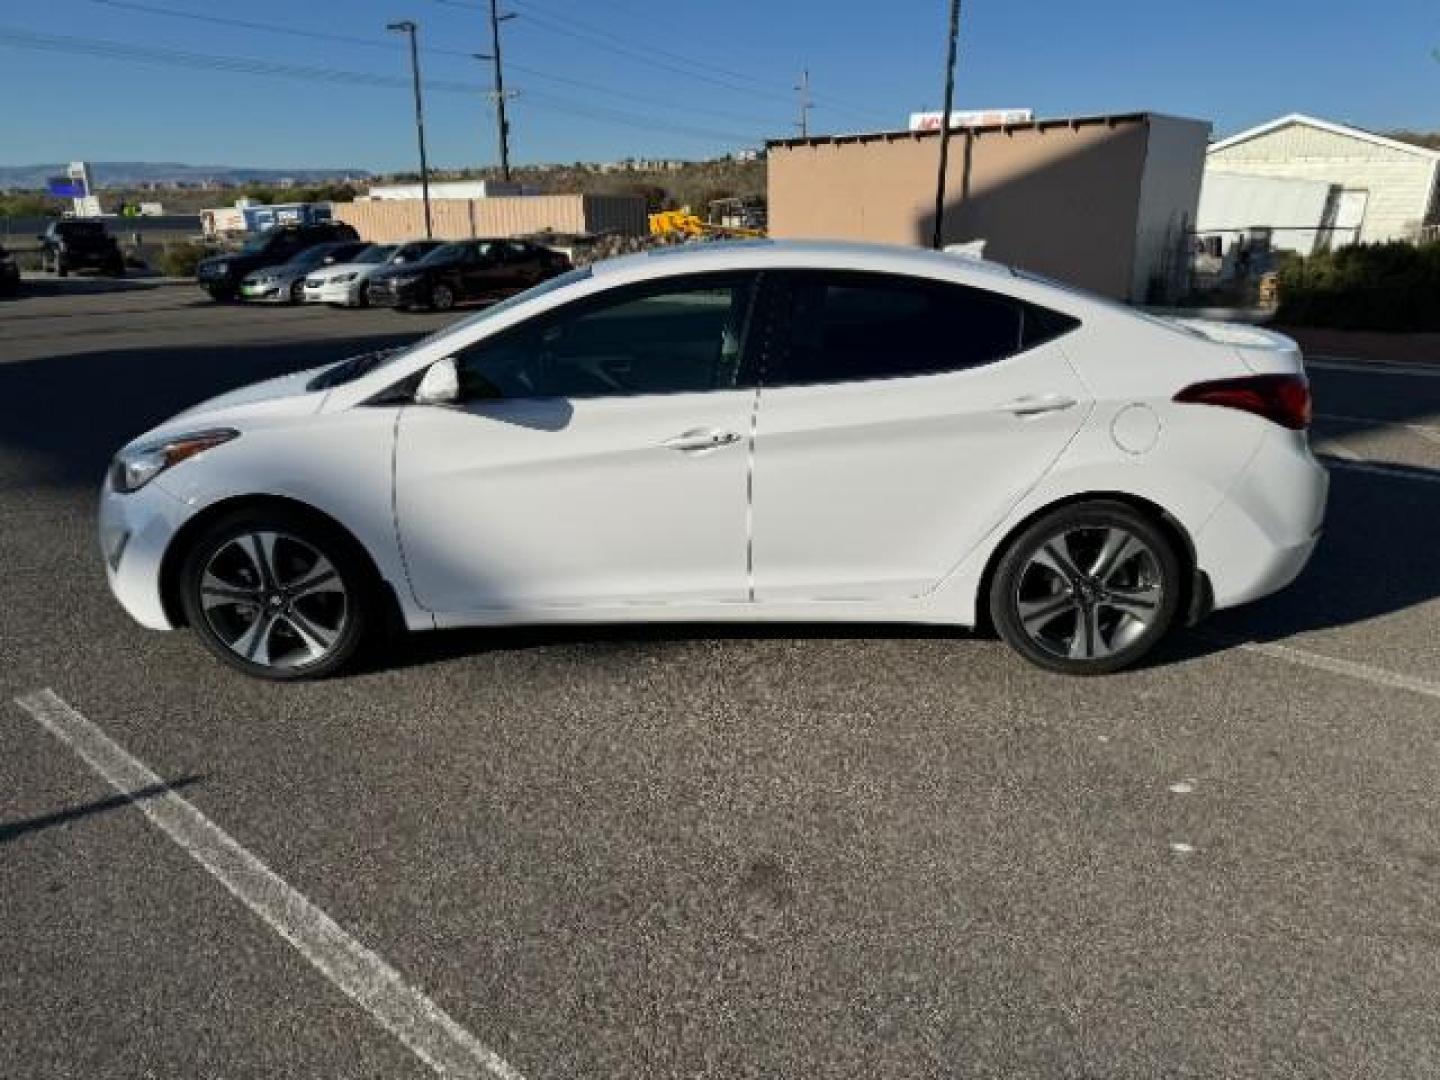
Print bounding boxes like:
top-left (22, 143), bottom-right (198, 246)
top-left (1132, 115), bottom-right (1211, 301)
top-left (333, 194), bottom-right (646, 243)
top-left (1208, 121), bottom-right (1440, 243)
top-left (767, 116), bottom-right (1183, 300)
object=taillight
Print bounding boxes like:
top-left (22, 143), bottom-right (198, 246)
top-left (1173, 374), bottom-right (1311, 430)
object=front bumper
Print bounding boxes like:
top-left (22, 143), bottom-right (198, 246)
top-left (98, 474), bottom-right (195, 631)
top-left (303, 278), bottom-right (363, 305)
top-left (238, 279), bottom-right (293, 302)
top-left (367, 278), bottom-right (425, 307)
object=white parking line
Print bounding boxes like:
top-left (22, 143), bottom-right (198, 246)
top-left (1320, 458), bottom-right (1440, 485)
top-left (1309, 357), bottom-right (1440, 378)
top-left (12, 689), bottom-right (525, 1080)
top-left (1315, 412), bottom-right (1440, 441)
top-left (1225, 642), bottom-right (1440, 702)
top-left (1314, 441), bottom-right (1363, 463)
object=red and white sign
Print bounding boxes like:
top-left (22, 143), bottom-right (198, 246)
top-left (908, 109), bottom-right (1034, 132)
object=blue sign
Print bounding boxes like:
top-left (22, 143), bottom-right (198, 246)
top-left (47, 176), bottom-right (87, 197)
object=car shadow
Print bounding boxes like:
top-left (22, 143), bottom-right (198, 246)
top-left (12, 276), bottom-right (165, 297)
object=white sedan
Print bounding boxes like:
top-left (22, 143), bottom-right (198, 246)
top-left (301, 240), bottom-right (444, 307)
top-left (99, 240), bottom-right (1327, 679)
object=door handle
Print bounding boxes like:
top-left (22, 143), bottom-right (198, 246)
top-left (1002, 393), bottom-right (1077, 417)
top-left (663, 428), bottom-right (742, 452)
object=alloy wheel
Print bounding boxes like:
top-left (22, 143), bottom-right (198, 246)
top-left (1013, 525), bottom-right (1164, 661)
top-left (198, 530), bottom-right (348, 670)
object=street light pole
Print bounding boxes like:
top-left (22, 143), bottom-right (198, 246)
top-left (931, 0), bottom-right (962, 250)
top-left (387, 20), bottom-right (432, 239)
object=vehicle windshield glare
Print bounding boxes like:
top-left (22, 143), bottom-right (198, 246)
top-left (355, 245), bottom-right (396, 265)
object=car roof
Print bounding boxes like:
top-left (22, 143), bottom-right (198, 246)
top-left (593, 239), bottom-right (1016, 283)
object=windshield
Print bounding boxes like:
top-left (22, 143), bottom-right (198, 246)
top-left (287, 245), bottom-right (339, 269)
top-left (393, 241), bottom-right (440, 264)
top-left (421, 242), bottom-right (468, 264)
top-left (354, 244), bottom-right (396, 265)
top-left (239, 232), bottom-right (276, 254)
top-left (306, 266), bottom-right (592, 390)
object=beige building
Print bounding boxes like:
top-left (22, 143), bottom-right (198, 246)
top-left (767, 112), bottom-right (1211, 302)
top-left (1204, 113), bottom-right (1440, 246)
top-left (333, 193), bottom-right (647, 243)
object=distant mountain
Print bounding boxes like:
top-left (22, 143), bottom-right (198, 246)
top-left (0, 162), bottom-right (371, 189)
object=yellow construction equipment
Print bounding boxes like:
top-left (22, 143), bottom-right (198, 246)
top-left (648, 207), bottom-right (764, 240)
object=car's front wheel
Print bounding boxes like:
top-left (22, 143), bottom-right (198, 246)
top-left (178, 508), bottom-right (374, 680)
top-left (429, 282), bottom-right (456, 311)
top-left (989, 500), bottom-right (1182, 676)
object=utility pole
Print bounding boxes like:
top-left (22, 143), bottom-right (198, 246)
top-left (387, 20), bottom-right (432, 239)
top-left (475, 0), bottom-right (517, 181)
top-left (795, 68), bottom-right (812, 138)
top-left (931, 0), bottom-right (961, 250)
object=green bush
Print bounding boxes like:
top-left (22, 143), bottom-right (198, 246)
top-left (1275, 240), bottom-right (1440, 331)
top-left (157, 241), bottom-right (210, 278)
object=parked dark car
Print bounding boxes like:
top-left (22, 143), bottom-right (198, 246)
top-left (367, 238), bottom-right (572, 312)
top-left (0, 245), bottom-right (20, 295)
top-left (195, 221), bottom-right (359, 301)
top-left (38, 220), bottom-right (125, 277)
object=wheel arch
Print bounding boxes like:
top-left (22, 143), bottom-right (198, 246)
top-left (158, 493), bottom-right (402, 631)
top-left (972, 490), bottom-right (1200, 635)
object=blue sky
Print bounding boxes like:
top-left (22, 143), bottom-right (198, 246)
top-left (0, 0), bottom-right (1436, 172)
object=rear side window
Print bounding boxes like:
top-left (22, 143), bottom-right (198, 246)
top-left (766, 270), bottom-right (1076, 387)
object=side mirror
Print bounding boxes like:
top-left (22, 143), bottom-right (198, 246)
top-left (414, 357), bottom-right (460, 406)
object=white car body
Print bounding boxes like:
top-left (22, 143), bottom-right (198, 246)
top-left (100, 241), bottom-right (1327, 667)
top-left (302, 241), bottom-right (441, 307)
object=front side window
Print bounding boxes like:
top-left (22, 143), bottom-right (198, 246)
top-left (452, 273), bottom-right (757, 401)
top-left (767, 270), bottom-right (1068, 387)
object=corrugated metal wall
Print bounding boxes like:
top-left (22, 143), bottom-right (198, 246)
top-left (333, 195), bottom-right (646, 242)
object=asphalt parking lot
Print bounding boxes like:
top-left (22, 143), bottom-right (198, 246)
top-left (4, 279), bottom-right (1440, 1079)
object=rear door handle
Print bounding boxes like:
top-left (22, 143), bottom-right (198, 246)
top-left (663, 428), bottom-right (743, 452)
top-left (1002, 393), bottom-right (1077, 417)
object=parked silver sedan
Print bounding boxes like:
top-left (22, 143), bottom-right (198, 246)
top-left (302, 240), bottom-right (444, 308)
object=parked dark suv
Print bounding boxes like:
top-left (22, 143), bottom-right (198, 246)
top-left (0, 245), bottom-right (20, 295)
top-left (195, 220), bottom-right (360, 301)
top-left (367, 238), bottom-right (571, 311)
top-left (39, 220), bottom-right (126, 277)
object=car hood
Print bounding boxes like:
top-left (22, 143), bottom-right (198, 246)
top-left (150, 364), bottom-right (334, 437)
top-left (243, 263), bottom-right (305, 282)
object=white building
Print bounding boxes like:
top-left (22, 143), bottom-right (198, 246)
top-left (1202, 113), bottom-right (1440, 249)
top-left (362, 180), bottom-right (530, 201)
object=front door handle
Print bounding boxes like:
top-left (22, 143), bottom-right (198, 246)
top-left (1002, 393), bottom-right (1077, 417)
top-left (663, 428), bottom-right (742, 452)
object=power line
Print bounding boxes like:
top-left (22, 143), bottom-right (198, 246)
top-left (0, 25), bottom-right (764, 146)
top-left (77, 0), bottom-right (784, 129)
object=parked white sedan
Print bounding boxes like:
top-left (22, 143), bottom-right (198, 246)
top-left (100, 240), bottom-right (1327, 679)
top-left (302, 239), bottom-right (444, 307)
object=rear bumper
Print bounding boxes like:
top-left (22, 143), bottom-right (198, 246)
top-left (1196, 429), bottom-right (1329, 609)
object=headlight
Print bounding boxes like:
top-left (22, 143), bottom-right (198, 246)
top-left (110, 429), bottom-right (239, 493)
top-left (333, 272), bottom-right (359, 283)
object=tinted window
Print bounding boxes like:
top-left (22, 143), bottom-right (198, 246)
top-left (452, 274), bottom-right (756, 401)
top-left (768, 271), bottom-right (1070, 386)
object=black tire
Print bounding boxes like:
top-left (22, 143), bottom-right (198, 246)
top-left (355, 282), bottom-right (370, 308)
top-left (429, 282), bottom-right (456, 311)
top-left (289, 279), bottom-right (304, 304)
top-left (206, 286), bottom-right (234, 302)
top-left (55, 259), bottom-right (68, 278)
top-left (989, 500), bottom-right (1182, 676)
top-left (178, 506), bottom-right (377, 681)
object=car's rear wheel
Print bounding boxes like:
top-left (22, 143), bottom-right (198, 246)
top-left (179, 509), bottom-right (373, 680)
top-left (355, 282), bottom-right (370, 308)
top-left (429, 282), bottom-right (455, 311)
top-left (989, 500), bottom-right (1182, 676)
top-left (289, 280), bottom-right (304, 303)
